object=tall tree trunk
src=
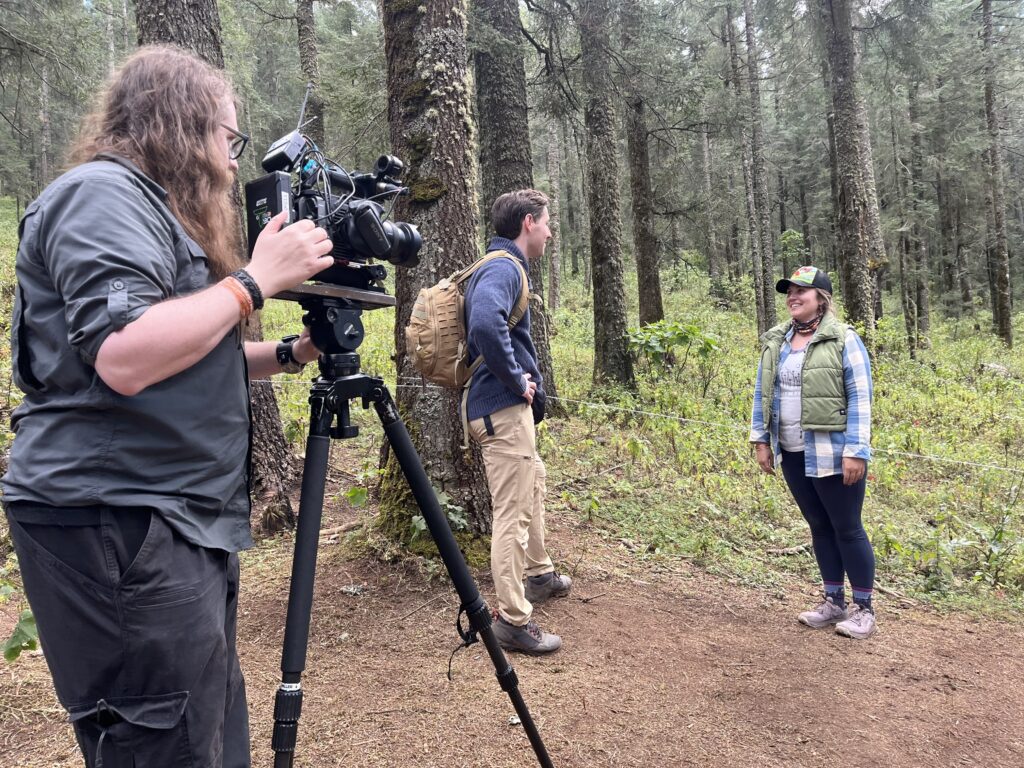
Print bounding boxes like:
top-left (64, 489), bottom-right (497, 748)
top-left (295, 0), bottom-right (326, 150)
top-left (122, 0), bottom-right (131, 49)
top-left (380, 0), bottom-right (491, 536)
top-left (982, 0), bottom-right (1012, 347)
top-left (580, 0), bottom-right (635, 388)
top-left (472, 0), bottom-right (560, 414)
top-left (702, 114), bottom-right (726, 297)
top-left (546, 119), bottom-right (562, 313)
top-left (743, 0), bottom-right (776, 328)
top-left (728, 4), bottom-right (767, 334)
top-left (954, 196), bottom-right (973, 314)
top-left (39, 63), bottom-right (51, 184)
top-left (890, 107), bottom-right (917, 354)
top-left (821, 0), bottom-right (875, 336)
top-left (855, 74), bottom-right (886, 321)
top-left (822, 58), bottom-right (841, 278)
top-left (135, 0), bottom-right (297, 533)
top-left (564, 126), bottom-right (581, 278)
top-left (799, 179), bottom-right (813, 261)
top-left (908, 82), bottom-right (930, 345)
top-left (622, 0), bottom-right (664, 327)
top-left (106, 0), bottom-right (117, 72)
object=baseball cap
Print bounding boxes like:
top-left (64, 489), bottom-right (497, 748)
top-left (775, 265), bottom-right (833, 295)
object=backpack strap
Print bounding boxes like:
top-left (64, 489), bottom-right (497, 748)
top-left (458, 250), bottom-right (531, 450)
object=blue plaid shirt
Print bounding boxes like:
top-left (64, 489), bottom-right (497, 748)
top-left (749, 326), bottom-right (873, 478)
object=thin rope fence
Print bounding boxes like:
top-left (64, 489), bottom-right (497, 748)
top-left (261, 377), bottom-right (1024, 476)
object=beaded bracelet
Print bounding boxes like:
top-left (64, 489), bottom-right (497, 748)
top-left (230, 268), bottom-right (265, 311)
top-left (221, 276), bottom-right (254, 318)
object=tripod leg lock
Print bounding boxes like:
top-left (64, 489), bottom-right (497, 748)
top-left (496, 665), bottom-right (520, 692)
top-left (464, 600), bottom-right (492, 636)
top-left (271, 686), bottom-right (304, 753)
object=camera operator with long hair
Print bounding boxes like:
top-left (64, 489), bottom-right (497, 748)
top-left (2, 46), bottom-right (335, 767)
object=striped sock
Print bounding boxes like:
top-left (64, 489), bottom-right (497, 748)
top-left (824, 582), bottom-right (846, 608)
top-left (852, 587), bottom-right (873, 612)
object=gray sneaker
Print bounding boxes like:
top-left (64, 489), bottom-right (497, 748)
top-left (525, 572), bottom-right (573, 604)
top-left (492, 615), bottom-right (562, 655)
top-left (835, 604), bottom-right (878, 640)
top-left (798, 596), bottom-right (848, 629)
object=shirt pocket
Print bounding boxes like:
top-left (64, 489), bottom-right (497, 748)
top-left (179, 235), bottom-right (211, 293)
top-left (12, 284), bottom-right (45, 393)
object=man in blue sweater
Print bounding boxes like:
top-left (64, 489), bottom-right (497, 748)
top-left (464, 189), bottom-right (572, 654)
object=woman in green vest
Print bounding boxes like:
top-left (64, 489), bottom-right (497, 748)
top-left (749, 266), bottom-right (877, 640)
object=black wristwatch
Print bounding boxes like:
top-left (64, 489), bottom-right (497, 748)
top-left (276, 335), bottom-right (305, 374)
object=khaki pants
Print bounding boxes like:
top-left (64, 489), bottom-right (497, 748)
top-left (469, 402), bottom-right (553, 625)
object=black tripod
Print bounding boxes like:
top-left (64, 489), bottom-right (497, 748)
top-left (269, 294), bottom-right (554, 768)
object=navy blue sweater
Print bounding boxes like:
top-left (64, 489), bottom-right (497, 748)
top-left (464, 238), bottom-right (545, 421)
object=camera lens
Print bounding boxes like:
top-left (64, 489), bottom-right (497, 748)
top-left (382, 221), bottom-right (422, 267)
top-left (375, 155), bottom-right (404, 179)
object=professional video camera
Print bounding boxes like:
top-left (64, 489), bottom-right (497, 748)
top-left (243, 122), bottom-right (421, 305)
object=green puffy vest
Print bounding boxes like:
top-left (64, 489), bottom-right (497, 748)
top-left (759, 313), bottom-right (848, 433)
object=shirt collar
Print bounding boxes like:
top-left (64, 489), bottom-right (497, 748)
top-left (486, 236), bottom-right (527, 265)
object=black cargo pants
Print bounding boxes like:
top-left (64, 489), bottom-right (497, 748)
top-left (6, 506), bottom-right (250, 768)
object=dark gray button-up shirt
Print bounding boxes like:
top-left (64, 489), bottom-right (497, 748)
top-left (3, 157), bottom-right (253, 552)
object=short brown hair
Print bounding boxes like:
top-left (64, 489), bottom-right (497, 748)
top-left (490, 189), bottom-right (549, 239)
top-left (69, 45), bottom-right (242, 278)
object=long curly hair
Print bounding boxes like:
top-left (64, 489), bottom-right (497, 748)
top-left (69, 45), bottom-right (242, 278)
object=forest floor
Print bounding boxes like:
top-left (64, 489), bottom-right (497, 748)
top-left (3, 440), bottom-right (1024, 768)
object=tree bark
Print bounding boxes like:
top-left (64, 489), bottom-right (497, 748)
top-left (622, 0), bottom-right (664, 327)
top-left (821, 0), bottom-right (875, 336)
top-left (908, 82), bottom-right (929, 345)
top-left (135, 0), bottom-right (298, 534)
top-left (380, 0), bottom-right (492, 536)
top-left (954, 196), bottom-right (972, 315)
top-left (38, 62), bottom-right (51, 184)
top-left (295, 0), bottom-right (326, 150)
top-left (822, 58), bottom-right (841, 278)
top-left (106, 0), bottom-right (117, 73)
top-left (702, 113), bottom-right (726, 298)
top-left (982, 0), bottom-right (1012, 347)
top-left (562, 119), bottom-right (581, 278)
top-left (580, 0), bottom-right (635, 388)
top-left (136, 0), bottom-right (224, 68)
top-left (546, 119), bottom-right (562, 313)
top-left (891, 108), bottom-right (917, 354)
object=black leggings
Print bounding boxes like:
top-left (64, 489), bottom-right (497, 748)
top-left (780, 449), bottom-right (875, 594)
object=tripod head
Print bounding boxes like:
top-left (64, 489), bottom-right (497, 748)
top-left (271, 262), bottom-right (396, 379)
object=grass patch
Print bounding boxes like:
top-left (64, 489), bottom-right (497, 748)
top-left (1, 196), bottom-right (1022, 619)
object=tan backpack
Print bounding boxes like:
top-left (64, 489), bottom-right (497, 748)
top-left (405, 250), bottom-right (529, 446)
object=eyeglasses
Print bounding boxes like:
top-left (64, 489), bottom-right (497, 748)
top-left (221, 124), bottom-right (249, 160)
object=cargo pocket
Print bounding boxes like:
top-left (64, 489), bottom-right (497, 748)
top-left (69, 691), bottom-right (191, 768)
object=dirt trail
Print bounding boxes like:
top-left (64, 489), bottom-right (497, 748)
top-left (3, 496), bottom-right (1024, 767)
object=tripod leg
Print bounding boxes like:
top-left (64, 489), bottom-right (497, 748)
top-left (370, 386), bottom-right (555, 768)
top-left (271, 395), bottom-right (335, 768)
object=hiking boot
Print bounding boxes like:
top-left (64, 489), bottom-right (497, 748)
top-left (525, 571), bottom-right (573, 604)
top-left (797, 596), bottom-right (848, 629)
top-left (492, 614), bottom-right (562, 655)
top-left (835, 604), bottom-right (878, 640)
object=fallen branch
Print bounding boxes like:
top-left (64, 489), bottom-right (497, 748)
top-left (766, 543), bottom-right (810, 556)
top-left (319, 521), bottom-right (362, 538)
